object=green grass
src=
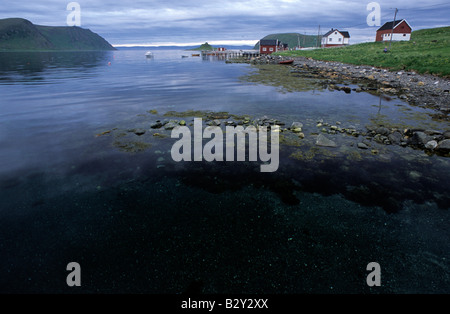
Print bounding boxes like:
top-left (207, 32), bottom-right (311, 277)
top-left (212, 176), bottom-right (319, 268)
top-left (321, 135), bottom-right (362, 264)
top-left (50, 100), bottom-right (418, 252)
top-left (190, 42), bottom-right (215, 51)
top-left (254, 33), bottom-right (321, 49)
top-left (277, 26), bottom-right (450, 77)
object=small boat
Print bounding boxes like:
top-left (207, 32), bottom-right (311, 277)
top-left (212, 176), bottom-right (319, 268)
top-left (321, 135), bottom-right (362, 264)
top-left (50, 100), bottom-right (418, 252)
top-left (191, 54), bottom-right (200, 57)
top-left (181, 55), bottom-right (189, 58)
top-left (279, 59), bottom-right (294, 65)
top-left (145, 51), bottom-right (153, 58)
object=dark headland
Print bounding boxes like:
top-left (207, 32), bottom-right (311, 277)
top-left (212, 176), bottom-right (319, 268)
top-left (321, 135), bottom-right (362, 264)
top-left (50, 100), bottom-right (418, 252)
top-left (0, 18), bottom-right (116, 51)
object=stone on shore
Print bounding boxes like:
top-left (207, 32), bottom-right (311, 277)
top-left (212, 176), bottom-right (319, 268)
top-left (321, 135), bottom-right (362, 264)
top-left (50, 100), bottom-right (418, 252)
top-left (207, 119), bottom-right (221, 126)
top-left (411, 131), bottom-right (432, 146)
top-left (150, 121), bottom-right (163, 129)
top-left (425, 140), bottom-right (438, 150)
top-left (164, 121), bottom-right (179, 130)
top-left (376, 127), bottom-right (390, 136)
top-left (388, 131), bottom-right (403, 144)
top-left (316, 134), bottom-right (337, 147)
top-left (291, 122), bottom-right (303, 133)
top-left (133, 129), bottom-right (146, 136)
top-left (436, 139), bottom-right (450, 153)
top-left (357, 142), bottom-right (369, 149)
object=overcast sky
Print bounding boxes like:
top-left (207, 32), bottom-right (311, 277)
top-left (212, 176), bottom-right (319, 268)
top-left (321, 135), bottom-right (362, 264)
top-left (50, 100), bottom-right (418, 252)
top-left (1, 0), bottom-right (449, 46)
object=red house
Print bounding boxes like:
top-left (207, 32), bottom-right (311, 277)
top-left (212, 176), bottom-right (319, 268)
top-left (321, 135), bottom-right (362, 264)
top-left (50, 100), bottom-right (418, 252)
top-left (376, 19), bottom-right (412, 42)
top-left (259, 39), bottom-right (286, 54)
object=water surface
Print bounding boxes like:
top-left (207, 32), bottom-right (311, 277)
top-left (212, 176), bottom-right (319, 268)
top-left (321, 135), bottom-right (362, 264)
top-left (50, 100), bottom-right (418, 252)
top-left (0, 49), bottom-right (449, 293)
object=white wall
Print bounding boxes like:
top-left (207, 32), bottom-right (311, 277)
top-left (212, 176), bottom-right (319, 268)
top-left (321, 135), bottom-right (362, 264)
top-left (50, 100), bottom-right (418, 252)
top-left (382, 33), bottom-right (411, 41)
top-left (322, 31), bottom-right (347, 45)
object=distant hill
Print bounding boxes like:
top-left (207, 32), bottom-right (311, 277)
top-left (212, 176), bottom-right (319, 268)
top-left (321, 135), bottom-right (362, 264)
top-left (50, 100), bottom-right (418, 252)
top-left (0, 18), bottom-right (116, 51)
top-left (190, 42), bottom-right (215, 51)
top-left (254, 33), bottom-right (322, 50)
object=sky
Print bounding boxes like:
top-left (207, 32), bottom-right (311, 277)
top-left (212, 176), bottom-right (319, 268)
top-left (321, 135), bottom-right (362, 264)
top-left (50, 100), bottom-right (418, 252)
top-left (1, 0), bottom-right (449, 47)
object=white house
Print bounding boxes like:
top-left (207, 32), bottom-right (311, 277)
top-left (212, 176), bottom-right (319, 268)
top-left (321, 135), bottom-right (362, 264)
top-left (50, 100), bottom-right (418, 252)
top-left (321, 29), bottom-right (350, 47)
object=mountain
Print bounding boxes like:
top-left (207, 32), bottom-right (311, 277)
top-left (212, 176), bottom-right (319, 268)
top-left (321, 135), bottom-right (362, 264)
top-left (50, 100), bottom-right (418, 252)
top-left (190, 42), bottom-right (215, 51)
top-left (0, 18), bottom-right (116, 51)
top-left (254, 33), bottom-right (322, 49)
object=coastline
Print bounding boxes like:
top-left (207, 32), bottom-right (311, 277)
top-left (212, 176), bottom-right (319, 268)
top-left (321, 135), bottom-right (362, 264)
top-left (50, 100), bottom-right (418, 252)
top-left (290, 56), bottom-right (450, 117)
top-left (232, 55), bottom-right (450, 118)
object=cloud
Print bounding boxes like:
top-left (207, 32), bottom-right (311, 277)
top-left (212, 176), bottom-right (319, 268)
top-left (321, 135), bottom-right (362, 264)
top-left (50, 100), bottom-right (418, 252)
top-left (1, 0), bottom-right (448, 45)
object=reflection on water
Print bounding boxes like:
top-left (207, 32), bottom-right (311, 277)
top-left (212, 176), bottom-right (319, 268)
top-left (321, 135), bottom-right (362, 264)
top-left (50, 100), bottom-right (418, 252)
top-left (240, 64), bottom-right (325, 93)
top-left (0, 51), bottom-right (113, 83)
top-left (0, 49), bottom-right (449, 293)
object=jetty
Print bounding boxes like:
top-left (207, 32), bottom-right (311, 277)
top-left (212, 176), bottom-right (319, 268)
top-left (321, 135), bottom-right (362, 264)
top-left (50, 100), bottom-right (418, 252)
top-left (201, 49), bottom-right (260, 60)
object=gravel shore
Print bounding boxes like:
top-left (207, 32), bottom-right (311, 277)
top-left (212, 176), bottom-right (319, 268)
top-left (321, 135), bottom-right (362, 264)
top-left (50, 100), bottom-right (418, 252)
top-left (235, 55), bottom-right (450, 119)
top-left (292, 56), bottom-right (450, 116)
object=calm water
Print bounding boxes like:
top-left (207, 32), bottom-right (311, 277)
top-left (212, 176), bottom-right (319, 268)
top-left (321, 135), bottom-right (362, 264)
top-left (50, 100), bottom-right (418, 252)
top-left (0, 49), bottom-right (449, 293)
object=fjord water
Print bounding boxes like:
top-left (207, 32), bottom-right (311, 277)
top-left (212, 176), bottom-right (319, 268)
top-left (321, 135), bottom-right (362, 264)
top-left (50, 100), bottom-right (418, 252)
top-left (0, 49), bottom-right (449, 293)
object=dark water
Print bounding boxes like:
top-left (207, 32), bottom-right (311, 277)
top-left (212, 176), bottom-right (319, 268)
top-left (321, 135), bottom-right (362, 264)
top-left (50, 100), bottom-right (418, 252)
top-left (0, 49), bottom-right (449, 293)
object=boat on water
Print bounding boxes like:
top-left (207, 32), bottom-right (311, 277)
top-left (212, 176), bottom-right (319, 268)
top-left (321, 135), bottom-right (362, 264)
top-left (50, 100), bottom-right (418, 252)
top-left (279, 59), bottom-right (294, 65)
top-left (145, 51), bottom-right (153, 58)
top-left (191, 54), bottom-right (200, 57)
top-left (181, 55), bottom-right (189, 58)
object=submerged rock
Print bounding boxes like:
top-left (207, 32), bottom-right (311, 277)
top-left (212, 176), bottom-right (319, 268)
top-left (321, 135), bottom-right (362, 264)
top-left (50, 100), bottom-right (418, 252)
top-left (207, 119), bottom-right (221, 126)
top-left (164, 121), bottom-right (179, 130)
top-left (357, 143), bottom-right (369, 149)
top-left (316, 134), bottom-right (337, 147)
top-left (133, 129), bottom-right (146, 136)
top-left (290, 121), bottom-right (303, 133)
top-left (151, 121), bottom-right (164, 129)
top-left (436, 139), bottom-right (450, 153)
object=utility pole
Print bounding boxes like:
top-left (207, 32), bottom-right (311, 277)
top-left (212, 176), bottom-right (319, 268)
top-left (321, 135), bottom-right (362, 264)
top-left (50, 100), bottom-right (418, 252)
top-left (317, 25), bottom-right (321, 48)
top-left (388, 8), bottom-right (398, 50)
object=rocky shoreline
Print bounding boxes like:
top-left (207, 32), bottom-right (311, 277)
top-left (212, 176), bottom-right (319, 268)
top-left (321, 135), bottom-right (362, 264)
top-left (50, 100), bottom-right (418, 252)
top-left (101, 109), bottom-right (450, 158)
top-left (225, 54), bottom-right (450, 156)
top-left (230, 55), bottom-right (450, 119)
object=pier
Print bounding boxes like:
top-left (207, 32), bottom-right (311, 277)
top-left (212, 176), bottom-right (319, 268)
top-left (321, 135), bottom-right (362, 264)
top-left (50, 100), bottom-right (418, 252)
top-left (200, 49), bottom-right (260, 60)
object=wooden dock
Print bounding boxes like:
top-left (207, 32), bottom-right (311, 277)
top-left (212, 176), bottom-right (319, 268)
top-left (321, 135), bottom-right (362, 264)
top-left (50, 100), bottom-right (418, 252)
top-left (201, 49), bottom-right (260, 60)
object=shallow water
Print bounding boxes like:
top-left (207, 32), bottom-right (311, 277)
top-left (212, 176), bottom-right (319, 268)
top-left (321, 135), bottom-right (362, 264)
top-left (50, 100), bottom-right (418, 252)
top-left (0, 49), bottom-right (449, 293)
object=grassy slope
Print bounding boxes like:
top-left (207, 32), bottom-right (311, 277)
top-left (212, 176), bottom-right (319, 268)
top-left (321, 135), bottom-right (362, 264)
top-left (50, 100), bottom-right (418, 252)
top-left (255, 33), bottom-right (321, 49)
top-left (0, 18), bottom-right (115, 51)
top-left (37, 25), bottom-right (115, 50)
top-left (277, 26), bottom-right (450, 77)
top-left (0, 18), bottom-right (54, 50)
